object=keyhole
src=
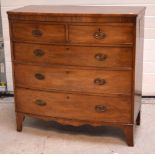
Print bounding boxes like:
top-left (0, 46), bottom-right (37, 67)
top-left (66, 96), bottom-right (70, 99)
top-left (66, 71), bottom-right (70, 74)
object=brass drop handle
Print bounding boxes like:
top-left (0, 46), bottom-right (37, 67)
top-left (32, 29), bottom-right (42, 37)
top-left (94, 78), bottom-right (106, 85)
top-left (95, 53), bottom-right (107, 61)
top-left (35, 73), bottom-right (45, 80)
top-left (33, 49), bottom-right (45, 57)
top-left (35, 99), bottom-right (46, 106)
top-left (93, 29), bottom-right (106, 40)
top-left (95, 105), bottom-right (107, 113)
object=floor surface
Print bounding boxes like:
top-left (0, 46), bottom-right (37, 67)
top-left (0, 97), bottom-right (155, 153)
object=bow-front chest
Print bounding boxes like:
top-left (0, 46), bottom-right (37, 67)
top-left (8, 5), bottom-right (145, 146)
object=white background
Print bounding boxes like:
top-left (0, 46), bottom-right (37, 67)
top-left (1, 0), bottom-right (155, 96)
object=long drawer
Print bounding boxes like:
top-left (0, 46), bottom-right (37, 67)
top-left (13, 43), bottom-right (132, 68)
top-left (12, 22), bottom-right (66, 43)
top-left (69, 25), bottom-right (134, 44)
top-left (14, 64), bottom-right (132, 95)
top-left (16, 88), bottom-right (131, 123)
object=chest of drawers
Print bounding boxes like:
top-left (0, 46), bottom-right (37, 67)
top-left (8, 5), bottom-right (145, 146)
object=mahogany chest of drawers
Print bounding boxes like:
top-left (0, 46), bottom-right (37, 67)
top-left (8, 5), bottom-right (145, 146)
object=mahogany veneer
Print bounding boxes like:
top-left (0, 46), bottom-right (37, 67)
top-left (8, 5), bottom-right (146, 146)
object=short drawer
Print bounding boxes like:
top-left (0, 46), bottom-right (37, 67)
top-left (12, 22), bottom-right (65, 43)
top-left (14, 64), bottom-right (132, 95)
top-left (69, 25), bottom-right (134, 44)
top-left (16, 88), bottom-right (131, 123)
top-left (14, 43), bottom-right (132, 68)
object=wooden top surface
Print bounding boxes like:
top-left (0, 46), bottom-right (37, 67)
top-left (8, 5), bottom-right (146, 17)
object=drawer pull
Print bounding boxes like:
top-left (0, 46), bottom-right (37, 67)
top-left (95, 53), bottom-right (107, 61)
top-left (33, 49), bottom-right (45, 57)
top-left (35, 99), bottom-right (46, 106)
top-left (95, 105), bottom-right (107, 113)
top-left (94, 78), bottom-right (106, 85)
top-left (32, 29), bottom-right (42, 37)
top-left (93, 29), bottom-right (106, 40)
top-left (35, 73), bottom-right (45, 80)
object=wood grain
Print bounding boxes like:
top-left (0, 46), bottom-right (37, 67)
top-left (16, 88), bottom-right (131, 123)
top-left (69, 25), bottom-right (134, 44)
top-left (7, 5), bottom-right (145, 17)
top-left (13, 43), bottom-right (133, 68)
top-left (14, 63), bottom-right (132, 95)
top-left (12, 22), bottom-right (66, 43)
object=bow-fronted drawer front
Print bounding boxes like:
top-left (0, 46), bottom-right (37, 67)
top-left (16, 88), bottom-right (131, 123)
top-left (69, 25), bottom-right (134, 45)
top-left (12, 22), bottom-right (66, 43)
top-left (13, 43), bottom-right (133, 68)
top-left (14, 64), bottom-right (132, 95)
